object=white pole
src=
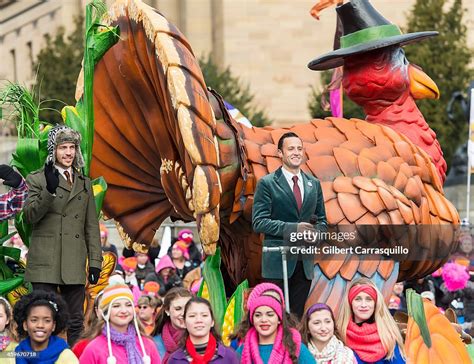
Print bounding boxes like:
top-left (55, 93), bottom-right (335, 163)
top-left (467, 87), bottom-right (474, 223)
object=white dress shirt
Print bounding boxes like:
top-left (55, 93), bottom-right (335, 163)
top-left (281, 166), bottom-right (304, 201)
top-left (55, 165), bottom-right (73, 184)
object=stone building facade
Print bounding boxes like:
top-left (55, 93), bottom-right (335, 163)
top-left (1, 0), bottom-right (473, 126)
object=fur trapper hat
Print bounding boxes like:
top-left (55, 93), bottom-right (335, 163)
top-left (47, 125), bottom-right (85, 169)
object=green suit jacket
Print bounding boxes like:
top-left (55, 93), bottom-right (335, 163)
top-left (23, 168), bottom-right (102, 285)
top-left (252, 167), bottom-right (327, 280)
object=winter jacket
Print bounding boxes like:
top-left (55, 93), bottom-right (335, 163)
top-left (135, 261), bottom-right (155, 290)
top-left (236, 342), bottom-right (316, 364)
top-left (23, 168), bottom-right (102, 284)
top-left (354, 344), bottom-right (405, 364)
top-left (79, 333), bottom-right (161, 364)
top-left (55, 349), bottom-right (79, 363)
top-left (168, 342), bottom-right (239, 363)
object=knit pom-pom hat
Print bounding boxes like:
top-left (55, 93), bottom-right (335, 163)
top-left (99, 283), bottom-right (150, 364)
top-left (178, 229), bottom-right (194, 244)
top-left (442, 262), bottom-right (470, 292)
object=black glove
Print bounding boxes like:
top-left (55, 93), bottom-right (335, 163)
top-left (88, 267), bottom-right (101, 285)
top-left (0, 165), bottom-right (23, 188)
top-left (44, 161), bottom-right (59, 194)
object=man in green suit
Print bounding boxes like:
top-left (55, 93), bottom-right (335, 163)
top-left (23, 125), bottom-right (102, 346)
top-left (252, 132), bottom-right (327, 318)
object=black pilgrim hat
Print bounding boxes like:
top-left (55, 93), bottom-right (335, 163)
top-left (308, 0), bottom-right (438, 71)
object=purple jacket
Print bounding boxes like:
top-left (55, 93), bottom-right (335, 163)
top-left (168, 342), bottom-right (239, 364)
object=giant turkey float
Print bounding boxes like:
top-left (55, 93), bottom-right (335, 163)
top-left (80, 0), bottom-right (459, 310)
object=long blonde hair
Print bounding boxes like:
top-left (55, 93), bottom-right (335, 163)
top-left (337, 278), bottom-right (405, 360)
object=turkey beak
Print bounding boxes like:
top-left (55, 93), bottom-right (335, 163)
top-left (408, 64), bottom-right (440, 100)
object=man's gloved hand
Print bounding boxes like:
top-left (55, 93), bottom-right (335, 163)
top-left (88, 267), bottom-right (101, 285)
top-left (0, 165), bottom-right (23, 188)
top-left (44, 161), bottom-right (59, 194)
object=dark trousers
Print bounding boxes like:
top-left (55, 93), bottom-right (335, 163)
top-left (268, 261), bottom-right (311, 319)
top-left (32, 283), bottom-right (85, 347)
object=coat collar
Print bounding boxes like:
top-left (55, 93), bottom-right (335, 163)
top-left (64, 171), bottom-right (86, 202)
top-left (274, 167), bottom-right (298, 211)
top-left (171, 342), bottom-right (226, 360)
top-left (274, 167), bottom-right (313, 213)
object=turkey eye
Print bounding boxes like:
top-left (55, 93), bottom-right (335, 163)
top-left (399, 49), bottom-right (408, 65)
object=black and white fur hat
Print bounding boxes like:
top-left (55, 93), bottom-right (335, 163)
top-left (47, 125), bottom-right (85, 169)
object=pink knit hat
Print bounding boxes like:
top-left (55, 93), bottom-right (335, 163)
top-left (178, 229), bottom-right (194, 244)
top-left (247, 282), bottom-right (285, 306)
top-left (247, 283), bottom-right (284, 323)
top-left (173, 240), bottom-right (190, 260)
top-left (248, 296), bottom-right (283, 323)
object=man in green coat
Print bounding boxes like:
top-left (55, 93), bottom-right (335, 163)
top-left (23, 125), bottom-right (102, 346)
top-left (252, 132), bottom-right (327, 318)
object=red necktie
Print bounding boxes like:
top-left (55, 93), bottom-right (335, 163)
top-left (292, 175), bottom-right (302, 211)
top-left (64, 170), bottom-right (73, 187)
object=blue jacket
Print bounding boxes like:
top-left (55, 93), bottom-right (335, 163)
top-left (153, 335), bottom-right (166, 358)
top-left (168, 342), bottom-right (239, 363)
top-left (236, 342), bottom-right (316, 364)
top-left (354, 344), bottom-right (405, 364)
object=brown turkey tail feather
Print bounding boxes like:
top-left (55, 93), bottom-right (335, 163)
top-left (79, 0), bottom-right (224, 251)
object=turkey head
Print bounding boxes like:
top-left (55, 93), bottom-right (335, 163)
top-left (343, 46), bottom-right (447, 182)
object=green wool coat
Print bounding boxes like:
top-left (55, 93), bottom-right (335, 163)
top-left (252, 167), bottom-right (327, 280)
top-left (23, 168), bottom-right (102, 285)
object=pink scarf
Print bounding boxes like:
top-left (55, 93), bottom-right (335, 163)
top-left (346, 319), bottom-right (387, 362)
top-left (240, 326), bottom-right (301, 364)
top-left (161, 322), bottom-right (184, 364)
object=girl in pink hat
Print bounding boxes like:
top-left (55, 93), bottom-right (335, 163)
top-left (235, 282), bottom-right (315, 364)
top-left (337, 278), bottom-right (405, 364)
top-left (79, 283), bottom-right (160, 364)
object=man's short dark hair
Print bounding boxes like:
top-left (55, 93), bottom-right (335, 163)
top-left (277, 132), bottom-right (301, 150)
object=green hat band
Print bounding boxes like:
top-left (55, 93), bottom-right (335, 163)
top-left (340, 24), bottom-right (402, 48)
